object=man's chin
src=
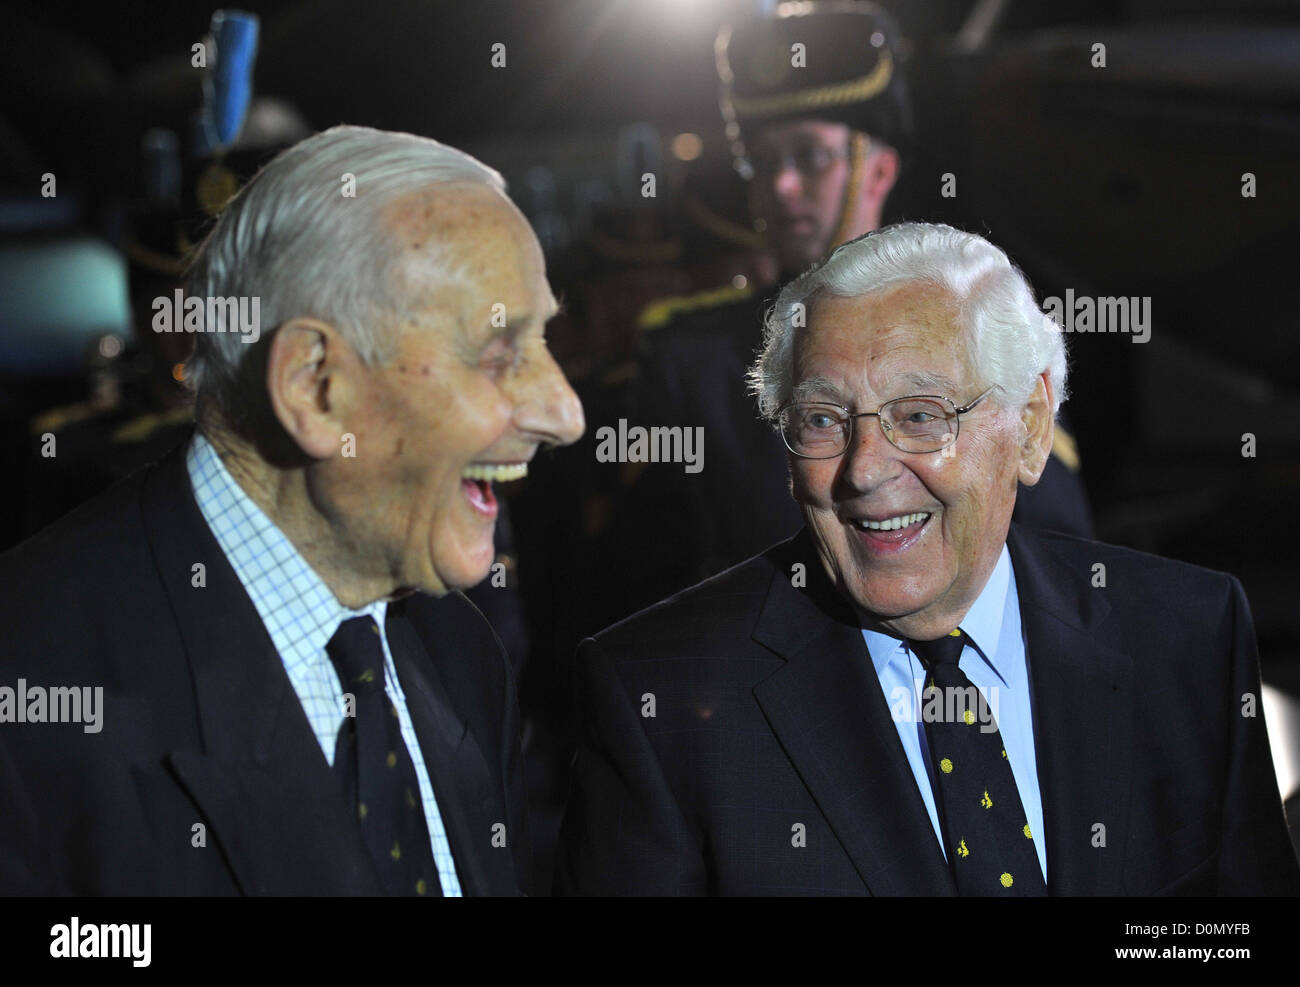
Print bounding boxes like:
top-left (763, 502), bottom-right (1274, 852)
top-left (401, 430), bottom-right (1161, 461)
top-left (839, 573), bottom-right (937, 624)
top-left (435, 550), bottom-right (498, 596)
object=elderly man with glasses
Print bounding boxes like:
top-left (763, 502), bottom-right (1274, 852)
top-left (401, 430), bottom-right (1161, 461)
top-left (556, 222), bottom-right (1299, 896)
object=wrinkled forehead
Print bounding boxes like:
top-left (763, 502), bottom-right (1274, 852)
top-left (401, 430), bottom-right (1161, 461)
top-left (793, 282), bottom-right (972, 403)
top-left (382, 182), bottom-right (533, 263)
top-left (383, 182), bottom-right (550, 309)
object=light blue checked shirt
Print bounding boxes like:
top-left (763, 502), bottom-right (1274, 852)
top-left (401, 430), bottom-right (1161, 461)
top-left (186, 432), bottom-right (463, 895)
top-left (860, 545), bottom-right (1047, 883)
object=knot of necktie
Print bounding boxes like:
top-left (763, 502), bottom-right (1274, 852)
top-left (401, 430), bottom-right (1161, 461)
top-left (327, 615), bottom-right (386, 697)
top-left (908, 628), bottom-right (966, 670)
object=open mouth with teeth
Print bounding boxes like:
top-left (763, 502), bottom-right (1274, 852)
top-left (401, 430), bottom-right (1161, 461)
top-left (461, 463), bottom-right (528, 518)
top-left (850, 511), bottom-right (932, 552)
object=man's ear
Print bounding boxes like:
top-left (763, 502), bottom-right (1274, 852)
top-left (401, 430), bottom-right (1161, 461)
top-left (265, 317), bottom-right (359, 460)
top-left (1018, 372), bottom-right (1055, 486)
top-left (861, 142), bottom-right (899, 212)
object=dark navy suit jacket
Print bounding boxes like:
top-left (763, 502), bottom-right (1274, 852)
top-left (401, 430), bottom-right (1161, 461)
top-left (0, 440), bottom-right (529, 895)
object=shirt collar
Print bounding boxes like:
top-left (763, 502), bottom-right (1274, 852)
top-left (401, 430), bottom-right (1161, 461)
top-left (861, 543), bottom-right (1012, 680)
top-left (186, 431), bottom-right (387, 664)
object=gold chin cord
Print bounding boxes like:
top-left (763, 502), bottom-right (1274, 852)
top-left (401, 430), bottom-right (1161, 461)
top-left (828, 131), bottom-right (871, 250)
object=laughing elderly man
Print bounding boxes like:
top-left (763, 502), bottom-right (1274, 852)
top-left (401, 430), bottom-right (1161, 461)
top-left (556, 222), bottom-right (1299, 896)
top-left (0, 125), bottom-right (583, 895)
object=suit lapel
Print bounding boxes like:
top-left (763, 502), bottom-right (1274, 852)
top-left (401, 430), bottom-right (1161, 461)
top-left (386, 599), bottom-right (516, 896)
top-left (751, 532), bottom-right (957, 895)
top-left (1006, 525), bottom-right (1133, 895)
top-left (141, 439), bottom-right (381, 895)
top-left (749, 526), bottom-right (1137, 895)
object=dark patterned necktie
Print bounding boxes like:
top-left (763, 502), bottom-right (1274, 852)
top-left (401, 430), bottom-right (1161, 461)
top-left (908, 629), bottom-right (1046, 896)
top-left (327, 615), bottom-right (442, 896)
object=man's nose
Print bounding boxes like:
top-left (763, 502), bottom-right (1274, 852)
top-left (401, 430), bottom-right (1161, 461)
top-left (772, 163), bottom-right (804, 201)
top-left (512, 344), bottom-right (585, 447)
top-left (840, 414), bottom-right (904, 492)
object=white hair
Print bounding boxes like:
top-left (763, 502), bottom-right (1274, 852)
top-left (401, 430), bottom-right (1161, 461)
top-left (748, 222), bottom-right (1068, 424)
top-left (183, 124), bottom-right (505, 427)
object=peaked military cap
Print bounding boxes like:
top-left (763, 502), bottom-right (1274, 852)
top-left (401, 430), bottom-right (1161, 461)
top-left (716, 0), bottom-right (912, 152)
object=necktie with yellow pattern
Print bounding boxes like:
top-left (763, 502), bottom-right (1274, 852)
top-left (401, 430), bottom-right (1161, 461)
top-left (909, 629), bottom-right (1046, 896)
top-left (328, 615), bottom-right (442, 896)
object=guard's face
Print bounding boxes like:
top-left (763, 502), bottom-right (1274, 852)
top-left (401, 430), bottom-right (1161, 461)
top-left (789, 281), bottom-right (1037, 637)
top-left (748, 120), bottom-right (853, 273)
top-left (337, 183), bottom-right (584, 595)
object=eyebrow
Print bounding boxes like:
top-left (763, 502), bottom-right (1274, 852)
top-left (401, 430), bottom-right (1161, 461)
top-left (789, 370), bottom-right (960, 408)
top-left (790, 376), bottom-right (851, 405)
top-left (899, 371), bottom-right (958, 394)
top-left (485, 302), bottom-right (558, 342)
